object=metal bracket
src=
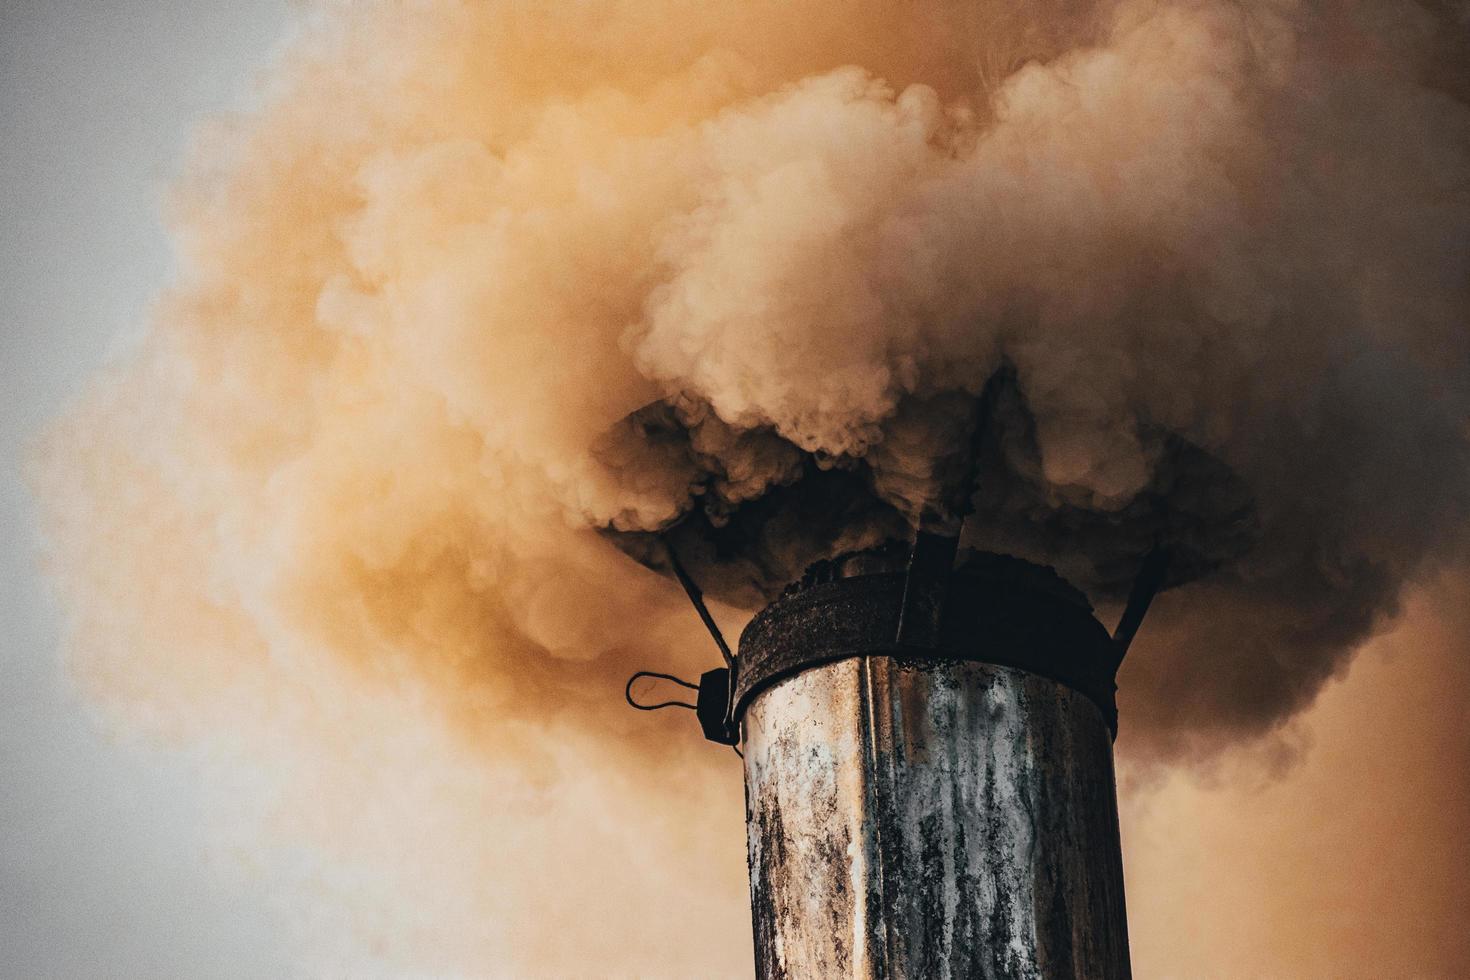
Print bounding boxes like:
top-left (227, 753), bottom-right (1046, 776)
top-left (695, 668), bottom-right (739, 745)
top-left (665, 539), bottom-right (740, 745)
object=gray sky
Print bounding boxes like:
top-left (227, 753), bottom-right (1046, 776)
top-left (2, 2), bottom-right (292, 976)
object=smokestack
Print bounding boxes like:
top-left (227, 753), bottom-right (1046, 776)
top-left (618, 376), bottom-right (1183, 975)
top-left (734, 548), bottom-right (1134, 978)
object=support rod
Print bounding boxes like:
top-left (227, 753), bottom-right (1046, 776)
top-left (664, 538), bottom-right (740, 745)
top-left (1111, 545), bottom-right (1171, 665)
top-left (896, 365), bottom-right (1014, 646)
top-left (664, 539), bottom-right (734, 668)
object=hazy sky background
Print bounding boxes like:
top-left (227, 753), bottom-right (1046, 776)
top-left (2, 2), bottom-right (290, 975)
top-left (3, 2), bottom-right (1468, 977)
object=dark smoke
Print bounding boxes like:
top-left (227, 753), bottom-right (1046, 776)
top-left (597, 372), bottom-right (1260, 605)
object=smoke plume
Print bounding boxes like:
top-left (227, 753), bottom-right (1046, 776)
top-left (30, 0), bottom-right (1470, 971)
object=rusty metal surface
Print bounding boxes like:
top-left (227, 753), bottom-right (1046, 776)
top-left (742, 658), bottom-right (1131, 980)
top-left (735, 555), bottom-right (1121, 733)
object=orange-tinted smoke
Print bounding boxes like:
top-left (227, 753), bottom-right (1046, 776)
top-left (1124, 575), bottom-right (1470, 978)
top-left (29, 0), bottom-right (1470, 973)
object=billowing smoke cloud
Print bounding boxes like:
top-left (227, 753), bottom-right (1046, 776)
top-left (1123, 574), bottom-right (1470, 977)
top-left (30, 0), bottom-right (1470, 971)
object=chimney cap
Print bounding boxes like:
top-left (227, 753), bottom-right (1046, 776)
top-left (733, 553), bottom-right (1121, 733)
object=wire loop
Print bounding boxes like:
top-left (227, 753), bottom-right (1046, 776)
top-left (624, 670), bottom-right (699, 712)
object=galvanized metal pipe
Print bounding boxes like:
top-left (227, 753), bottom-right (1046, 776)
top-left (735, 555), bottom-right (1132, 979)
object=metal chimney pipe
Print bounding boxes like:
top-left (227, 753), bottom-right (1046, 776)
top-left (732, 551), bottom-right (1132, 979)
